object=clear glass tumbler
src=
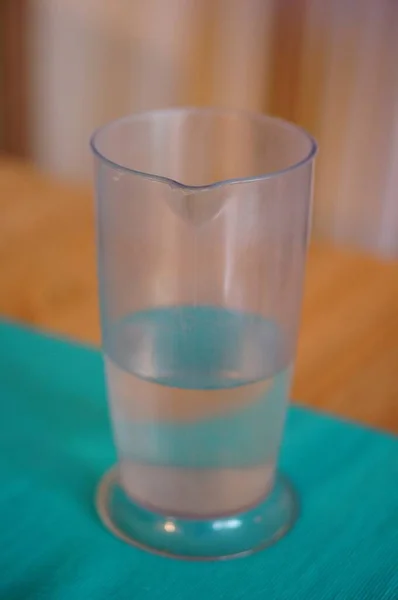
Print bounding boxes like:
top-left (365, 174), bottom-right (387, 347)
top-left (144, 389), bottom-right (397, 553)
top-left (91, 108), bottom-right (316, 560)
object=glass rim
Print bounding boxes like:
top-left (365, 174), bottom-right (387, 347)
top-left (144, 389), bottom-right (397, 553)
top-left (90, 107), bottom-right (318, 191)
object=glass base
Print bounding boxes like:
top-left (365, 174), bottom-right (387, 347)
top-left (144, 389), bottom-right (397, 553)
top-left (96, 466), bottom-right (298, 560)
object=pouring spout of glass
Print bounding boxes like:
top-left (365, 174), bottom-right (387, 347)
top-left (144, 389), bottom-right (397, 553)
top-left (165, 184), bottom-right (227, 227)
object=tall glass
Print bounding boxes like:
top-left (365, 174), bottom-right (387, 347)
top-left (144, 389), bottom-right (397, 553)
top-left (91, 108), bottom-right (316, 559)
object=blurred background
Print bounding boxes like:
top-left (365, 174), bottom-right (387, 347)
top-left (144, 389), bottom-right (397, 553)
top-left (1, 0), bottom-right (398, 256)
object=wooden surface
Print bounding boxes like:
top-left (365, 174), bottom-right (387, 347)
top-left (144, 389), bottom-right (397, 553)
top-left (0, 157), bottom-right (397, 432)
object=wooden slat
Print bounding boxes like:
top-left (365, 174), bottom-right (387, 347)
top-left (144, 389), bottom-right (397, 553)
top-left (267, 0), bottom-right (307, 122)
top-left (0, 0), bottom-right (29, 156)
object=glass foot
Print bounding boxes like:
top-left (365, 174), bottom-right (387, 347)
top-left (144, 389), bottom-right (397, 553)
top-left (96, 466), bottom-right (298, 560)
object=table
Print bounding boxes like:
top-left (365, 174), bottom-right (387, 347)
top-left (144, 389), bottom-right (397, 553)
top-left (1, 157), bottom-right (397, 432)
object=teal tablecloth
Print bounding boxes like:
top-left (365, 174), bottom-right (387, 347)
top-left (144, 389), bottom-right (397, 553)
top-left (0, 320), bottom-right (397, 599)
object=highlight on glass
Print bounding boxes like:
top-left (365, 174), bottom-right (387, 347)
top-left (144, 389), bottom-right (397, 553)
top-left (91, 107), bottom-right (317, 559)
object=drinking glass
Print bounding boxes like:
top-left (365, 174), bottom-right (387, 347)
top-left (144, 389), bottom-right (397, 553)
top-left (91, 108), bottom-right (316, 559)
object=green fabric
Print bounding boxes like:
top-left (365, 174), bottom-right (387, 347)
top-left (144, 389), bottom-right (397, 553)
top-left (0, 320), bottom-right (397, 599)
